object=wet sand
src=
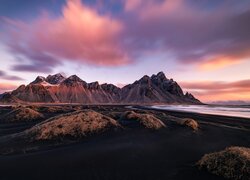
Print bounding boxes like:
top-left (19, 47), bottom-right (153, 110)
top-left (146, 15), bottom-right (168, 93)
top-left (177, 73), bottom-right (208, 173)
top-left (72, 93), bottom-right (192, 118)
top-left (0, 105), bottom-right (249, 180)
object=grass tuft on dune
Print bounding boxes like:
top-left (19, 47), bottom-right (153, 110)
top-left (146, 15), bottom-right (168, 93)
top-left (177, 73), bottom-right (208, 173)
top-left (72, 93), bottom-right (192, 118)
top-left (197, 146), bottom-right (250, 180)
top-left (27, 110), bottom-right (121, 140)
top-left (2, 107), bottom-right (44, 122)
top-left (178, 118), bottom-right (199, 131)
top-left (120, 111), bottom-right (166, 130)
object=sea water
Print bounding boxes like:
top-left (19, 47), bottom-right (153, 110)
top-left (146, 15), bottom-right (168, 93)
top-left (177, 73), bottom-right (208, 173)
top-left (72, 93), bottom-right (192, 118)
top-left (151, 105), bottom-right (250, 118)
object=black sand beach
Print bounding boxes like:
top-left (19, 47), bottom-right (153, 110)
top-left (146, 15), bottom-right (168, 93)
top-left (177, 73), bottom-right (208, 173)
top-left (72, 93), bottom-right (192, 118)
top-left (0, 105), bottom-right (249, 180)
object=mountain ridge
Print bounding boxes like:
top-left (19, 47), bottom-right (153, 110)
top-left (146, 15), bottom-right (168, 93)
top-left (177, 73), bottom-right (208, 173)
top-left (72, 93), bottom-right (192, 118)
top-left (0, 72), bottom-right (201, 104)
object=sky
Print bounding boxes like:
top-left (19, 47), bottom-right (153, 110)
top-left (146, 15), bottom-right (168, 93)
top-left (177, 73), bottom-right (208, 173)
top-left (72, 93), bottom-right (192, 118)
top-left (0, 0), bottom-right (250, 103)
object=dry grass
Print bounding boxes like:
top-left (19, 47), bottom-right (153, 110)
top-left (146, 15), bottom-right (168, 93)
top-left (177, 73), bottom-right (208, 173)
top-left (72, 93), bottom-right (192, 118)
top-left (178, 118), bottom-right (199, 131)
top-left (27, 110), bottom-right (121, 140)
top-left (197, 146), bottom-right (250, 180)
top-left (120, 111), bottom-right (166, 130)
top-left (162, 114), bottom-right (199, 131)
top-left (2, 107), bottom-right (44, 122)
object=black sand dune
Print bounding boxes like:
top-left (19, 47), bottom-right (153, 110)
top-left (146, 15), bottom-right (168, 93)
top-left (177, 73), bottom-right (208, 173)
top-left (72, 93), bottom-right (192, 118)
top-left (0, 106), bottom-right (44, 122)
top-left (197, 146), bottom-right (250, 180)
top-left (0, 105), bottom-right (249, 180)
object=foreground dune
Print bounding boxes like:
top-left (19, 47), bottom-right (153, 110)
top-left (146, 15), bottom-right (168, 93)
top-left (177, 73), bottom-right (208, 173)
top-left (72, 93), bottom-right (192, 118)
top-left (1, 107), bottom-right (44, 122)
top-left (177, 118), bottom-right (199, 131)
top-left (160, 113), bottom-right (199, 131)
top-left (120, 111), bottom-right (166, 129)
top-left (26, 110), bottom-right (120, 140)
top-left (197, 146), bottom-right (250, 180)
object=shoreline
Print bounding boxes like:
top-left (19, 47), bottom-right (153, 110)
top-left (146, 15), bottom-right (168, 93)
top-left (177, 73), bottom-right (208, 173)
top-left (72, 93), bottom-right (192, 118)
top-left (134, 105), bottom-right (250, 119)
top-left (134, 105), bottom-right (250, 130)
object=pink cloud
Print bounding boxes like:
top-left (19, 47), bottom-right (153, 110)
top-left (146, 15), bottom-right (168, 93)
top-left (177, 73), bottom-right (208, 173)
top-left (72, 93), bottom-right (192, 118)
top-left (2, 0), bottom-right (250, 73)
top-left (124, 0), bottom-right (188, 20)
top-left (124, 0), bottom-right (143, 11)
top-left (4, 0), bottom-right (129, 72)
top-left (0, 83), bottom-right (18, 93)
top-left (0, 70), bottom-right (24, 81)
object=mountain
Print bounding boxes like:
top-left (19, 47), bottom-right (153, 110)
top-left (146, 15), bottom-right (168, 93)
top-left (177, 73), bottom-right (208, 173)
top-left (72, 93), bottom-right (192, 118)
top-left (121, 72), bottom-right (199, 104)
top-left (0, 72), bottom-right (201, 104)
top-left (46, 73), bottom-right (65, 84)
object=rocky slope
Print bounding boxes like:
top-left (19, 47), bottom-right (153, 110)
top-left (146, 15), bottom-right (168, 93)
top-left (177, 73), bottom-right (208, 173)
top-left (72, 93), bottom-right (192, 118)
top-left (0, 72), bottom-right (201, 104)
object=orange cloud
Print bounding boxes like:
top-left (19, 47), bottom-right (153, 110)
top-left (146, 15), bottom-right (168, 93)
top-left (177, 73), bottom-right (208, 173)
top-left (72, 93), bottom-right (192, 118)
top-left (181, 80), bottom-right (250, 90)
top-left (0, 83), bottom-right (18, 93)
top-left (180, 80), bottom-right (250, 102)
top-left (191, 89), bottom-right (250, 102)
top-left (198, 56), bottom-right (243, 71)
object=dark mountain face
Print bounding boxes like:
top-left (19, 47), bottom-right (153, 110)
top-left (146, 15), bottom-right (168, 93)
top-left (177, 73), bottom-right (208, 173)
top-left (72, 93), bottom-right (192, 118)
top-left (11, 84), bottom-right (55, 103)
top-left (46, 73), bottom-right (65, 84)
top-left (61, 75), bottom-right (88, 87)
top-left (101, 83), bottom-right (121, 94)
top-left (151, 72), bottom-right (184, 97)
top-left (0, 72), bottom-right (201, 104)
top-left (0, 92), bottom-right (24, 103)
top-left (88, 81), bottom-right (100, 89)
top-left (120, 72), bottom-right (200, 104)
top-left (30, 76), bottom-right (46, 85)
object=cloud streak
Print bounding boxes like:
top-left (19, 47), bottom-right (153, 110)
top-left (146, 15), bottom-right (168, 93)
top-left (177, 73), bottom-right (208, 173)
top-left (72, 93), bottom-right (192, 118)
top-left (181, 80), bottom-right (250, 90)
top-left (180, 79), bottom-right (250, 101)
top-left (0, 70), bottom-right (24, 81)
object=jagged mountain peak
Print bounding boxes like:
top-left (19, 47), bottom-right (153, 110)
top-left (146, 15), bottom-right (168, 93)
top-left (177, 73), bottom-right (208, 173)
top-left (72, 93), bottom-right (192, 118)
top-left (88, 81), bottom-right (100, 89)
top-left (46, 73), bottom-right (65, 84)
top-left (101, 83), bottom-right (120, 92)
top-left (66, 75), bottom-right (83, 82)
top-left (185, 92), bottom-right (197, 100)
top-left (30, 76), bottom-right (46, 84)
top-left (140, 75), bottom-right (151, 82)
top-left (156, 71), bottom-right (166, 78)
top-left (0, 71), bottom-right (202, 104)
top-left (46, 73), bottom-right (64, 78)
top-left (91, 81), bottom-right (99, 85)
top-left (61, 75), bottom-right (87, 87)
top-left (151, 72), bottom-right (171, 86)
